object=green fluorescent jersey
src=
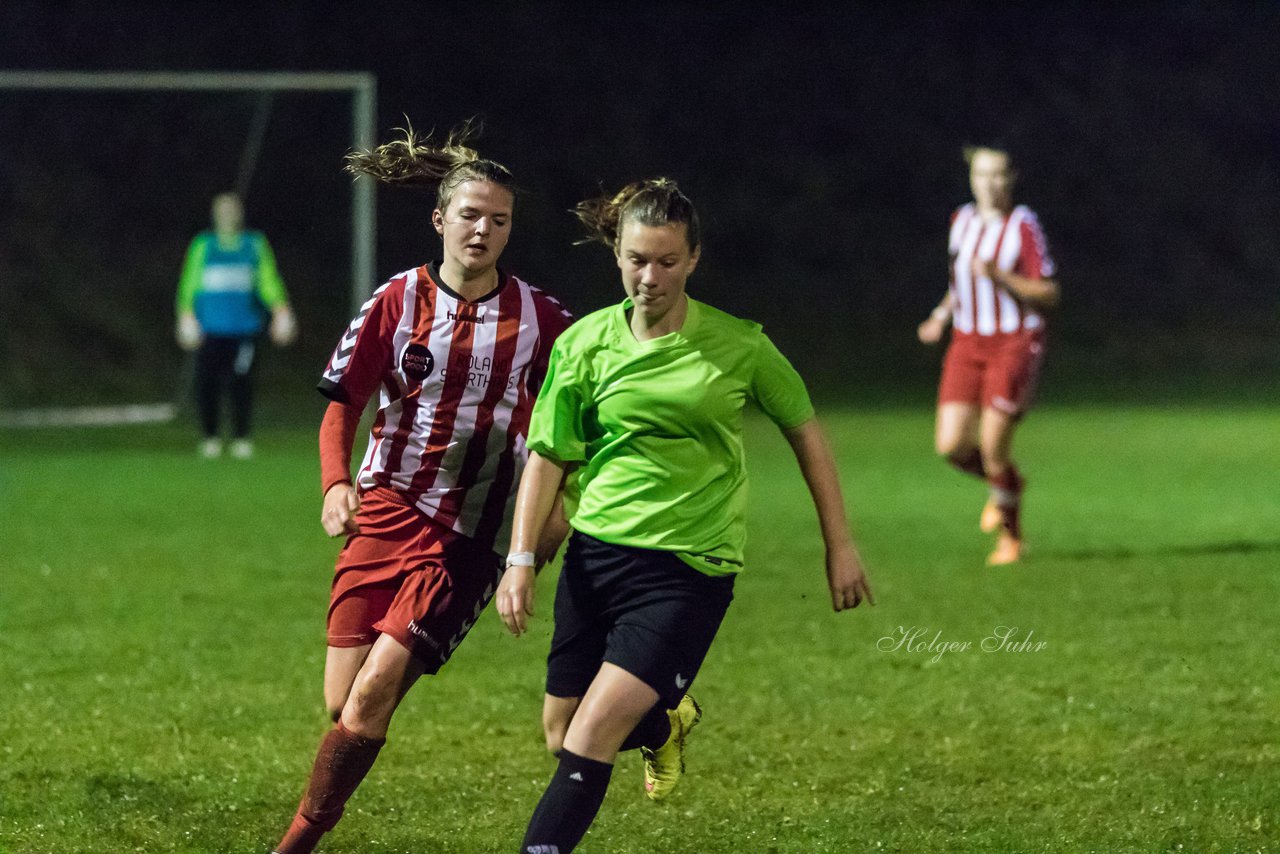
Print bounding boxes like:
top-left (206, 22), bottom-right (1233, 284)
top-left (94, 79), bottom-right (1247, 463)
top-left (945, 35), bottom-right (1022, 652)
top-left (527, 296), bottom-right (814, 575)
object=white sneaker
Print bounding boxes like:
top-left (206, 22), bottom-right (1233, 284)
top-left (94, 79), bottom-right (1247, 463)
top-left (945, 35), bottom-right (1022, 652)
top-left (200, 438), bottom-right (223, 459)
top-left (230, 439), bottom-right (254, 460)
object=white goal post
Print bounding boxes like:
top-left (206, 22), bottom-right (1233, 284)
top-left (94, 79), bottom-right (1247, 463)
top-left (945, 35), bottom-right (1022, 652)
top-left (0, 70), bottom-right (377, 426)
top-left (0, 69), bottom-right (378, 318)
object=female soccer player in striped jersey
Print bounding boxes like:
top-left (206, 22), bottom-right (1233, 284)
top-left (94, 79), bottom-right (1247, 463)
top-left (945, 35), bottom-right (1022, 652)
top-left (271, 124), bottom-right (572, 854)
top-left (917, 146), bottom-right (1060, 565)
top-left (496, 179), bottom-right (873, 854)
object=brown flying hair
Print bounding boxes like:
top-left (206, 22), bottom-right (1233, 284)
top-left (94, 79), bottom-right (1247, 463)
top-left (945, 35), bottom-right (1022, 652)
top-left (344, 118), bottom-right (517, 213)
top-left (574, 177), bottom-right (700, 252)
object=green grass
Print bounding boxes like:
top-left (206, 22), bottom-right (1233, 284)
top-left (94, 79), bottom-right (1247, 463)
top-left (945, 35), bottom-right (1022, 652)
top-left (1, 404), bottom-right (1277, 853)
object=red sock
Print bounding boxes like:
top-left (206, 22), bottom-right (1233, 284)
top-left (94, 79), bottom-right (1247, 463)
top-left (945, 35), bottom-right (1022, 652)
top-left (274, 721), bottom-right (385, 854)
top-left (988, 467), bottom-right (1023, 538)
top-left (948, 448), bottom-right (986, 480)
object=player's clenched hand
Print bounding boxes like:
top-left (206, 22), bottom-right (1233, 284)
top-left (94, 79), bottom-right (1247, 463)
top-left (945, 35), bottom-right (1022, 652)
top-left (826, 543), bottom-right (874, 612)
top-left (176, 312), bottom-right (203, 351)
top-left (917, 315), bottom-right (946, 345)
top-left (321, 482), bottom-right (360, 537)
top-left (496, 564), bottom-right (536, 636)
top-left (270, 305), bottom-right (299, 347)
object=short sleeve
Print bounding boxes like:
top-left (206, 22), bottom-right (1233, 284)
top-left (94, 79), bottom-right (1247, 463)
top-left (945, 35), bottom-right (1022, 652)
top-left (526, 340), bottom-right (590, 464)
top-left (1018, 210), bottom-right (1056, 280)
top-left (749, 334), bottom-right (814, 429)
top-left (252, 233), bottom-right (289, 308)
top-left (176, 235), bottom-right (207, 314)
top-left (528, 289), bottom-right (575, 394)
top-left (317, 280), bottom-right (402, 409)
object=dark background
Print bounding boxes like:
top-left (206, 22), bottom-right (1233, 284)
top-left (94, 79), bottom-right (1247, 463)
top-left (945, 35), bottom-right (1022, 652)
top-left (1, 1), bottom-right (1277, 412)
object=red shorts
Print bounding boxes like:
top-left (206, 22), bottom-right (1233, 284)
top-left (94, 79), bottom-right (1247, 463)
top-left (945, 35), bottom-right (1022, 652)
top-left (327, 486), bottom-right (502, 672)
top-left (938, 331), bottom-right (1045, 416)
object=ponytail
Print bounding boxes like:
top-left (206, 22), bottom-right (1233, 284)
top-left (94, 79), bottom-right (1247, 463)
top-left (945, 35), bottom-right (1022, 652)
top-left (344, 118), bottom-right (516, 211)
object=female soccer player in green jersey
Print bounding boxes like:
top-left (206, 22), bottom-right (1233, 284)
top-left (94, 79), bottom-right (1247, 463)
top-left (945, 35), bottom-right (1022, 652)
top-left (496, 178), bottom-right (874, 854)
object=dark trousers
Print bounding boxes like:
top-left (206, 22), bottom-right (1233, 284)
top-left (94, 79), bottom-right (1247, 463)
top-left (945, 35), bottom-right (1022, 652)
top-left (194, 335), bottom-right (257, 439)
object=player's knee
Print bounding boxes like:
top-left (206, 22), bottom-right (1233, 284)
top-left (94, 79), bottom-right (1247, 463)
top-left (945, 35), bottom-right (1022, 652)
top-left (543, 718), bottom-right (568, 755)
top-left (345, 671), bottom-right (397, 729)
top-left (935, 422), bottom-right (971, 457)
top-left (325, 681), bottom-right (355, 722)
top-left (324, 686), bottom-right (351, 723)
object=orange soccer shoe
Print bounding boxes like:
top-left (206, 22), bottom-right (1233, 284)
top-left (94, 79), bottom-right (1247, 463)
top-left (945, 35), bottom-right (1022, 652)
top-left (987, 532), bottom-right (1024, 566)
top-left (979, 497), bottom-right (1002, 533)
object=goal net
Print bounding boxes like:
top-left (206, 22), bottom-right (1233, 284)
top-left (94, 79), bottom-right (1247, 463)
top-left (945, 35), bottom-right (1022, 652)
top-left (0, 71), bottom-right (376, 427)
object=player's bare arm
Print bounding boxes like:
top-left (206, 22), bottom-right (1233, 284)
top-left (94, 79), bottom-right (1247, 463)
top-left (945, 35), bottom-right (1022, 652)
top-left (782, 418), bottom-right (874, 612)
top-left (497, 450), bottom-right (567, 636)
top-left (535, 479), bottom-right (572, 569)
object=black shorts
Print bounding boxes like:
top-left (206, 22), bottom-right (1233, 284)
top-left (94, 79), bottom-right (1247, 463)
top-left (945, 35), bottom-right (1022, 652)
top-left (546, 531), bottom-right (735, 709)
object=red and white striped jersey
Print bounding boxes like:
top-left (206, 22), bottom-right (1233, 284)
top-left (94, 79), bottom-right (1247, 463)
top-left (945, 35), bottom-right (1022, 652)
top-left (319, 262), bottom-right (573, 551)
top-left (948, 203), bottom-right (1056, 337)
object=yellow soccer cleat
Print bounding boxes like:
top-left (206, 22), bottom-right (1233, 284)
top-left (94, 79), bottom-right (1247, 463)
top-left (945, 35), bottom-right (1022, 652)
top-left (642, 694), bottom-right (702, 801)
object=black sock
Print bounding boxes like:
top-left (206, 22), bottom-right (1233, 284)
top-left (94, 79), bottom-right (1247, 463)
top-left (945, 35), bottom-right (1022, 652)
top-left (520, 749), bottom-right (613, 854)
top-left (948, 447), bottom-right (986, 479)
top-left (618, 704), bottom-right (670, 752)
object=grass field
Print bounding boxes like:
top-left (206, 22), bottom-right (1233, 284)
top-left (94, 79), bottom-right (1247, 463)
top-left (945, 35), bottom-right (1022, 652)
top-left (1, 403), bottom-right (1277, 853)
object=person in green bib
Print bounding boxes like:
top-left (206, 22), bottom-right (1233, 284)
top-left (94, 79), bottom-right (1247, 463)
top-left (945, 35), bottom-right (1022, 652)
top-left (175, 192), bottom-right (297, 459)
top-left (497, 178), bottom-right (874, 854)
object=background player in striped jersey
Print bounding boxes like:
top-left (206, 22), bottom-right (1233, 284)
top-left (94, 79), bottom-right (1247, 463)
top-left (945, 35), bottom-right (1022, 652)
top-left (272, 124), bottom-right (572, 854)
top-left (496, 179), bottom-right (873, 854)
top-left (175, 191), bottom-right (297, 459)
top-left (917, 146), bottom-right (1060, 565)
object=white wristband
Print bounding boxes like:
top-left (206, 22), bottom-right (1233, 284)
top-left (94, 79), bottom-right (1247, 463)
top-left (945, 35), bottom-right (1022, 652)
top-left (506, 551), bottom-right (536, 567)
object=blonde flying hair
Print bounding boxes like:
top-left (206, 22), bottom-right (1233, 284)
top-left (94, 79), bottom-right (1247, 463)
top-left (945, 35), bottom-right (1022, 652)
top-left (574, 177), bottom-right (701, 251)
top-left (344, 118), bottom-right (517, 212)
top-left (963, 144), bottom-right (1016, 171)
